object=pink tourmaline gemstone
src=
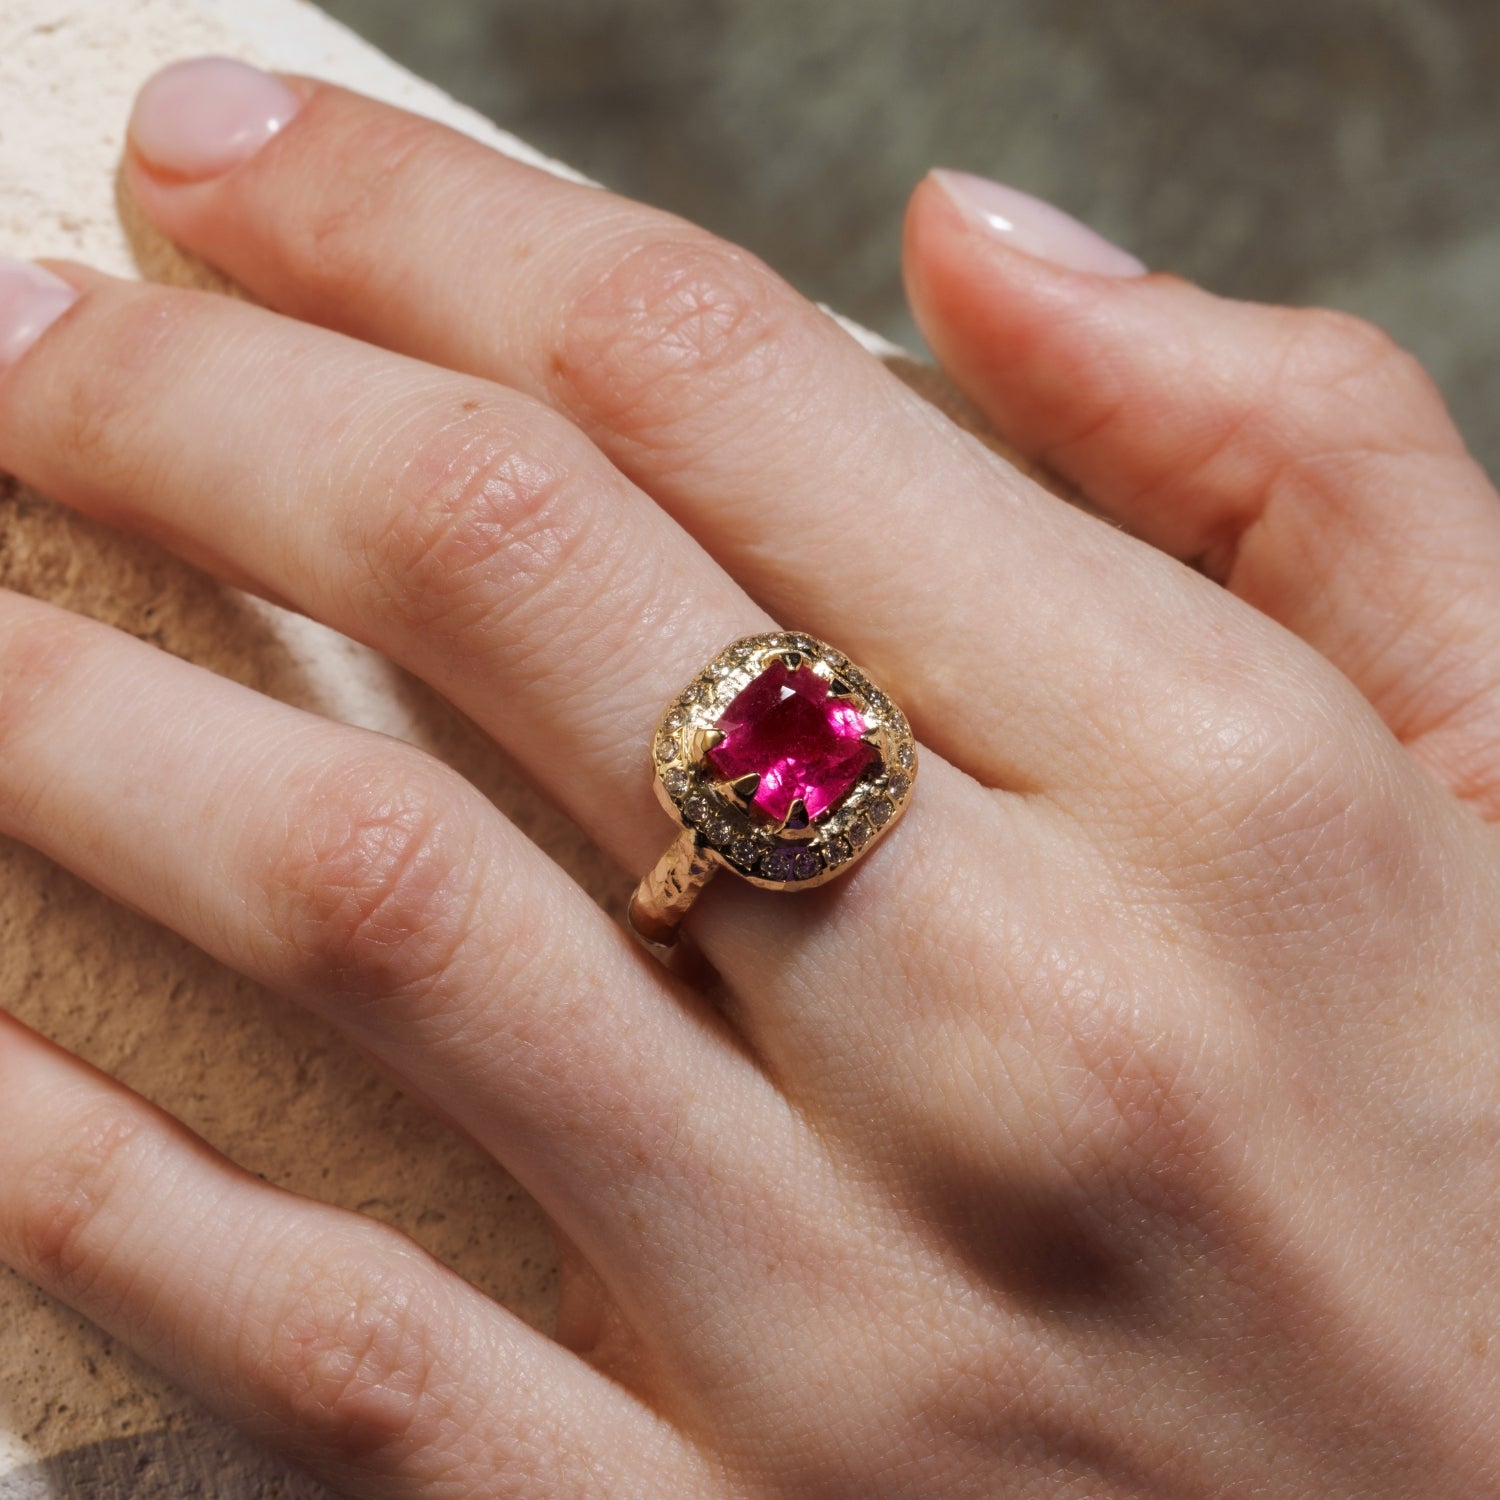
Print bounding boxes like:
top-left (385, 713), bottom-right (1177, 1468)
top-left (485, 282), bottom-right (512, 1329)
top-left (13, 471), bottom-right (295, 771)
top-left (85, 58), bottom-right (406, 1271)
top-left (706, 660), bottom-right (877, 822)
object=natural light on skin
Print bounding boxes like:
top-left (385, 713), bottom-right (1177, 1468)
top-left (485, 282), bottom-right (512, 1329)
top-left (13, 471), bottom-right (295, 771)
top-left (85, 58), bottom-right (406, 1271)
top-left (1, 35), bottom-right (1499, 1499)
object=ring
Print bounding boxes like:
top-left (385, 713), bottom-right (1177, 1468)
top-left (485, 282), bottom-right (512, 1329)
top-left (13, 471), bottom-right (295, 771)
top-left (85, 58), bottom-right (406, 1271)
top-left (629, 631), bottom-right (918, 945)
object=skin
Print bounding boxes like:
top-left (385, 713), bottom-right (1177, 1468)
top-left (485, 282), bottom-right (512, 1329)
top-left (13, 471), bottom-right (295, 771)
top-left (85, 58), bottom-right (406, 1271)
top-left (1, 77), bottom-right (1500, 1498)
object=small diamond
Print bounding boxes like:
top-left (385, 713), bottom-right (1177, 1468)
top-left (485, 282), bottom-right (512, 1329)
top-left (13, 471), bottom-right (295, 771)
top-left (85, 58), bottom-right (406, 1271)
top-left (793, 849), bottom-right (821, 880)
top-left (867, 798), bottom-right (893, 827)
top-left (665, 708), bottom-right (686, 731)
top-left (761, 849), bottom-right (796, 881)
top-left (896, 742), bottom-right (915, 771)
top-left (703, 812), bottom-right (733, 845)
top-left (683, 794), bottom-right (710, 824)
top-left (824, 834), bottom-right (853, 865)
top-left (729, 835), bottom-right (759, 867)
top-left (887, 772), bottom-right (910, 800)
top-left (664, 768), bottom-right (690, 799)
top-left (847, 818), bottom-right (872, 849)
top-left (654, 731), bottom-right (677, 762)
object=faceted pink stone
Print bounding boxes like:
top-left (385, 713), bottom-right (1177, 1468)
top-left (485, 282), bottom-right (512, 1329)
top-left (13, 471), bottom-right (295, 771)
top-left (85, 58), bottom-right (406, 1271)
top-left (706, 660), bottom-right (877, 822)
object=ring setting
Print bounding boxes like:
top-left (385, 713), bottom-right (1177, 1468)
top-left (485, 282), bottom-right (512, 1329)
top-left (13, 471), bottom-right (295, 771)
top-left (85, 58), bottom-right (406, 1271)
top-left (629, 632), bottom-right (917, 944)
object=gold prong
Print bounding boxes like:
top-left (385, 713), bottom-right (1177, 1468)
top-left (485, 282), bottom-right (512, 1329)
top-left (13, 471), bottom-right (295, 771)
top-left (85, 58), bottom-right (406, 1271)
top-left (726, 773), bottom-right (761, 807)
top-left (782, 798), bottom-right (811, 833)
top-left (778, 650), bottom-right (804, 671)
top-left (697, 727), bottom-right (726, 757)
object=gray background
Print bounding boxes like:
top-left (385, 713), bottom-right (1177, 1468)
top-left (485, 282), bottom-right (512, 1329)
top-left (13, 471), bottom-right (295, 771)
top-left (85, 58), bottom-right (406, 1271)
top-left (319, 0), bottom-right (1500, 476)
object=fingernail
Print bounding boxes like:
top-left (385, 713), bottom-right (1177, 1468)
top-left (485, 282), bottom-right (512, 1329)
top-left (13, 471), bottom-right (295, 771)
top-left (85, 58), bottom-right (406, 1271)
top-left (128, 57), bottom-right (301, 183)
top-left (0, 259), bottom-right (79, 371)
top-left (930, 169), bottom-right (1147, 277)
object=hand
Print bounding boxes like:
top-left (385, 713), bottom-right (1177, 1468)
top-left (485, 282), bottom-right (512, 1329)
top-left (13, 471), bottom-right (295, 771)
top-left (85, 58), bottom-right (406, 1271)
top-left (2, 57), bottom-right (1499, 1498)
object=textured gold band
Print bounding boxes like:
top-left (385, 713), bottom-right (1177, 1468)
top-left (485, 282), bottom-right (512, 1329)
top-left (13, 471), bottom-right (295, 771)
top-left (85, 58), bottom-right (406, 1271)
top-left (628, 828), bottom-right (719, 946)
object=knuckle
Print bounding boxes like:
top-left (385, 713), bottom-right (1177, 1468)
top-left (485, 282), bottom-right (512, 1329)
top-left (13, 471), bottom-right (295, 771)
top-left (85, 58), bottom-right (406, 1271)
top-left (1280, 305), bottom-right (1446, 422)
top-left (14, 1099), bottom-right (158, 1306)
top-left (261, 1236), bottom-right (443, 1468)
top-left (348, 403), bottom-right (590, 649)
top-left (1106, 630), bottom-right (1417, 948)
top-left (250, 746), bottom-right (481, 1010)
top-left (1285, 305), bottom-right (1401, 377)
top-left (1143, 677), bottom-right (1358, 871)
top-left (553, 231), bottom-right (794, 433)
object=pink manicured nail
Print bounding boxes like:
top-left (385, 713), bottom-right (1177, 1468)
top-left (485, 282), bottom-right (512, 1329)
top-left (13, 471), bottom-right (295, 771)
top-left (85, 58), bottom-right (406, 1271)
top-left (0, 259), bottom-right (79, 372)
top-left (128, 57), bottom-right (302, 182)
top-left (930, 170), bottom-right (1147, 277)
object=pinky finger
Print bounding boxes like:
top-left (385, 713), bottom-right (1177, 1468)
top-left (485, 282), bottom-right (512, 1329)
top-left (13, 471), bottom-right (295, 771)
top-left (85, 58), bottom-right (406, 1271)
top-left (0, 1013), bottom-right (708, 1500)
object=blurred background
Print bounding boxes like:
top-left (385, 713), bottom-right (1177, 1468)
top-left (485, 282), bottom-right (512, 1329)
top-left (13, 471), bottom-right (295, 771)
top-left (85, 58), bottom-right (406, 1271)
top-left (322, 0), bottom-right (1500, 471)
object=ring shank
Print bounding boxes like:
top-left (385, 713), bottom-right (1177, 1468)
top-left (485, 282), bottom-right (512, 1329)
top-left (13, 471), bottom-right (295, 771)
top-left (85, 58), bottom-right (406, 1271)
top-left (628, 828), bottom-right (718, 945)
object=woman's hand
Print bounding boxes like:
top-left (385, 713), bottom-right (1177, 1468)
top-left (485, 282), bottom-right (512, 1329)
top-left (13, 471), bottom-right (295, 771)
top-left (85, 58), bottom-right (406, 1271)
top-left (2, 56), bottom-right (1500, 1498)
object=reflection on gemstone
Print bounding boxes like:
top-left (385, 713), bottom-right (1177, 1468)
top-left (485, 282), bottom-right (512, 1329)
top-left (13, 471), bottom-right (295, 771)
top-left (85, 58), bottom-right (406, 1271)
top-left (706, 660), bottom-right (877, 822)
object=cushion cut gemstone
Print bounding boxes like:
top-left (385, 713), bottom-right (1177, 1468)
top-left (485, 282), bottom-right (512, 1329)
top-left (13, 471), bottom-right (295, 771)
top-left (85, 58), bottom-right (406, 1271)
top-left (705, 659), bottom-right (877, 822)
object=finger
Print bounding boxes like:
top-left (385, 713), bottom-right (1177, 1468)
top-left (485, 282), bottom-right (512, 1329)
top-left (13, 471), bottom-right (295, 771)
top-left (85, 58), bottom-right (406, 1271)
top-left (0, 262), bottom-right (771, 873)
top-left (0, 1011), bottom-right (708, 1499)
top-left (903, 169), bottom-right (1500, 818)
top-left (119, 63), bottom-right (1231, 795)
top-left (0, 587), bottom-right (794, 1345)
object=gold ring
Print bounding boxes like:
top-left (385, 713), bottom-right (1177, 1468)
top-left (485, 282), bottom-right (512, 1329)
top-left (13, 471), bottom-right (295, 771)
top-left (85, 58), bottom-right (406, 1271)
top-left (629, 631), bottom-right (918, 946)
